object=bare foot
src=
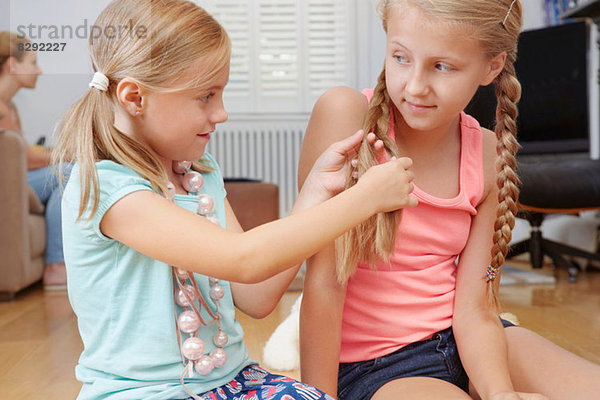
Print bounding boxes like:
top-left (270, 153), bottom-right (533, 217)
top-left (43, 262), bottom-right (67, 290)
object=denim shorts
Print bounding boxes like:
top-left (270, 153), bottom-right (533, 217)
top-left (337, 319), bottom-right (515, 400)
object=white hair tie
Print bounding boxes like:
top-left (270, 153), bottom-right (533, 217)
top-left (89, 72), bottom-right (109, 91)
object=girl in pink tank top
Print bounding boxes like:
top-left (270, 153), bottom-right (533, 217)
top-left (298, 1), bottom-right (600, 400)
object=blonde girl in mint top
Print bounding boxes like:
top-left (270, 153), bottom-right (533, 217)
top-left (299, 1), bottom-right (600, 399)
top-left (53, 0), bottom-right (418, 399)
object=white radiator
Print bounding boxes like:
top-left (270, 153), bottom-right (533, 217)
top-left (206, 124), bottom-right (306, 217)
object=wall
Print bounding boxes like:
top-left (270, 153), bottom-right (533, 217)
top-left (522, 0), bottom-right (547, 30)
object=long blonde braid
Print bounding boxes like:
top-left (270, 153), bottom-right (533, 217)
top-left (488, 61), bottom-right (521, 310)
top-left (335, 67), bottom-right (401, 283)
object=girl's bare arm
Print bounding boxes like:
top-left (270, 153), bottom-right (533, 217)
top-left (298, 86), bottom-right (369, 396)
top-left (453, 129), bottom-right (517, 399)
top-left (100, 137), bottom-right (413, 286)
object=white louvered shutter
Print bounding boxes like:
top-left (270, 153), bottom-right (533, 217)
top-left (200, 0), bottom-right (253, 112)
top-left (257, 1), bottom-right (302, 111)
top-left (306, 0), bottom-right (352, 104)
top-left (200, 0), bottom-right (354, 113)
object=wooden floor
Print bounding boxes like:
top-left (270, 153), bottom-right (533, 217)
top-left (1, 261), bottom-right (600, 398)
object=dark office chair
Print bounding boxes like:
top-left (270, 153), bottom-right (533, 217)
top-left (509, 159), bottom-right (600, 281)
top-left (466, 20), bottom-right (600, 281)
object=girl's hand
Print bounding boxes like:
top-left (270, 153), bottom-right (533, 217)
top-left (354, 155), bottom-right (418, 213)
top-left (300, 129), bottom-right (416, 214)
top-left (303, 129), bottom-right (367, 201)
top-left (489, 392), bottom-right (549, 400)
top-left (308, 130), bottom-right (388, 196)
top-left (351, 132), bottom-right (389, 179)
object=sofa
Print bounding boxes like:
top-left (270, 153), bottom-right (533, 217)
top-left (0, 130), bottom-right (46, 301)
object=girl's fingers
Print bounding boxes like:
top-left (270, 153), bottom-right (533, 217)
top-left (395, 156), bottom-right (413, 169)
top-left (374, 140), bottom-right (388, 161)
top-left (365, 132), bottom-right (389, 163)
top-left (374, 140), bottom-right (391, 164)
top-left (366, 132), bottom-right (377, 144)
top-left (332, 129), bottom-right (364, 155)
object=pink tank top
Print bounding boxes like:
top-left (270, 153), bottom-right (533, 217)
top-left (339, 89), bottom-right (484, 362)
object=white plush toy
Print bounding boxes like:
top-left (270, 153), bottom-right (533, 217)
top-left (262, 294), bottom-right (303, 371)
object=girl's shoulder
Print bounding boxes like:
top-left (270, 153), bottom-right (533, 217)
top-left (308, 86), bottom-right (368, 144)
top-left (314, 86), bottom-right (369, 121)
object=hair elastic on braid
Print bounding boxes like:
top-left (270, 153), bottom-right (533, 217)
top-left (486, 264), bottom-right (499, 282)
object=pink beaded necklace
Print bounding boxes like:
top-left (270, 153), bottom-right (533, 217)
top-left (166, 160), bottom-right (228, 398)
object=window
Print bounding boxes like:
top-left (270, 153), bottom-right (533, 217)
top-left (200, 0), bottom-right (356, 114)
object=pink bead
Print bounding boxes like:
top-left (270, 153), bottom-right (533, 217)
top-left (165, 182), bottom-right (176, 200)
top-left (210, 348), bottom-right (227, 367)
top-left (182, 337), bottom-right (205, 360)
top-left (183, 171), bottom-right (204, 193)
top-left (196, 194), bottom-right (214, 215)
top-left (206, 216), bottom-right (220, 225)
top-left (209, 277), bottom-right (220, 286)
top-left (176, 284), bottom-right (197, 307)
top-left (209, 284), bottom-right (224, 301)
top-left (194, 355), bottom-right (214, 375)
top-left (178, 310), bottom-right (201, 333)
top-left (213, 331), bottom-right (228, 347)
top-left (175, 267), bottom-right (189, 280)
top-left (173, 160), bottom-right (192, 174)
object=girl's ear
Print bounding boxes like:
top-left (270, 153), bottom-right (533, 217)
top-left (115, 78), bottom-right (145, 116)
top-left (6, 56), bottom-right (20, 74)
top-left (481, 51), bottom-right (507, 85)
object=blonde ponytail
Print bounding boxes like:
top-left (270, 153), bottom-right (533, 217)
top-left (53, 83), bottom-right (175, 219)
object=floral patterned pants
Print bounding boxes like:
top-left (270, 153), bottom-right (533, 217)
top-left (188, 365), bottom-right (334, 400)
